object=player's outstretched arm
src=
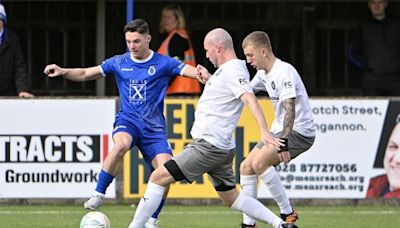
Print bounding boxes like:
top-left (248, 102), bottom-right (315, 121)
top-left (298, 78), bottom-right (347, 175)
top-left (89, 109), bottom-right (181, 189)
top-left (240, 92), bottom-right (283, 149)
top-left (44, 64), bottom-right (103, 82)
top-left (181, 64), bottom-right (210, 84)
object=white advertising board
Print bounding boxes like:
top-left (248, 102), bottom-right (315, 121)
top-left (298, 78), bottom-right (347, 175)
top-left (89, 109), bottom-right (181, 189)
top-left (0, 99), bottom-right (116, 198)
top-left (259, 99), bottom-right (392, 198)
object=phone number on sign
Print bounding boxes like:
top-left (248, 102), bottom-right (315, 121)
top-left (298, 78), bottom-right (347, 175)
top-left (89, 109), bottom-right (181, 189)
top-left (275, 163), bottom-right (358, 173)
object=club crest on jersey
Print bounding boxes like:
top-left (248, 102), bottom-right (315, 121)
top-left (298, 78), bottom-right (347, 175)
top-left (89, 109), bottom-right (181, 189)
top-left (271, 81), bottom-right (276, 90)
top-left (148, 66), bottom-right (156, 76)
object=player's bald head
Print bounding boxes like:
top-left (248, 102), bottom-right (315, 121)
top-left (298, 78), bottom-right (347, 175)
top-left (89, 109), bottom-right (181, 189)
top-left (204, 28), bottom-right (234, 49)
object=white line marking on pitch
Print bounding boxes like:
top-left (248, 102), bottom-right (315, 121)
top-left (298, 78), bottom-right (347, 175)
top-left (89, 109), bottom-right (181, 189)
top-left (0, 210), bottom-right (398, 215)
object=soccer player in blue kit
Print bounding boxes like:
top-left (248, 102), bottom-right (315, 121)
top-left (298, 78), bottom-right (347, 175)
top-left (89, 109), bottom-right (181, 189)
top-left (44, 19), bottom-right (205, 228)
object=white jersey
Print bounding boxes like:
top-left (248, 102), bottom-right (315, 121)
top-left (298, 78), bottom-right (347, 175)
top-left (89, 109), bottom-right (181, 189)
top-left (251, 58), bottom-right (315, 137)
top-left (191, 59), bottom-right (253, 150)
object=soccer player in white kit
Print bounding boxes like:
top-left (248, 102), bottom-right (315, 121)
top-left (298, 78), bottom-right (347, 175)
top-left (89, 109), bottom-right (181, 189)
top-left (44, 19), bottom-right (207, 228)
top-left (240, 31), bottom-right (316, 228)
top-left (128, 28), bottom-right (298, 228)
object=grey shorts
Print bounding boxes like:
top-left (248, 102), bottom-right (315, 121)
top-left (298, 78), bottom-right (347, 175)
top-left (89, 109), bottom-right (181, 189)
top-left (255, 130), bottom-right (315, 160)
top-left (170, 138), bottom-right (236, 188)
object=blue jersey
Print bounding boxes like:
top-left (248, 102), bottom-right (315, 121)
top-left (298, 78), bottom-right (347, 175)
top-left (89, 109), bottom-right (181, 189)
top-left (100, 51), bottom-right (186, 128)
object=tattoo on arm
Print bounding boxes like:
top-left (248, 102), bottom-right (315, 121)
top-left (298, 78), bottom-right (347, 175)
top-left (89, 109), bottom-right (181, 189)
top-left (282, 98), bottom-right (295, 138)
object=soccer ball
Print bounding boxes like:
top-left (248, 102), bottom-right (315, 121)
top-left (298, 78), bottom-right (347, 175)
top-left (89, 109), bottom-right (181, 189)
top-left (80, 211), bottom-right (111, 228)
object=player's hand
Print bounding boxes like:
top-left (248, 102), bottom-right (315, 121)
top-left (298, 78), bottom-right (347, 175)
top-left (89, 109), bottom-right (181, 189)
top-left (18, 91), bottom-right (34, 98)
top-left (44, 64), bottom-right (64, 77)
top-left (261, 132), bottom-right (284, 150)
top-left (196, 64), bottom-right (211, 84)
top-left (278, 150), bottom-right (291, 164)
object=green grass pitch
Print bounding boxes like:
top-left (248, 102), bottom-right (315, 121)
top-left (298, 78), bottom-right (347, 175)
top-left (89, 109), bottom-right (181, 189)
top-left (0, 204), bottom-right (399, 227)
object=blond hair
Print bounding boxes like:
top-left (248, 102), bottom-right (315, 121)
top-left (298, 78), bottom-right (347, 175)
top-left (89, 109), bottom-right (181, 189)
top-left (242, 31), bottom-right (272, 52)
top-left (159, 4), bottom-right (186, 33)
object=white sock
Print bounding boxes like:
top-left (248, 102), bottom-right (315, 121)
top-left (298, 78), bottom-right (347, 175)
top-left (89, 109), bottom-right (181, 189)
top-left (92, 191), bottom-right (105, 197)
top-left (231, 192), bottom-right (282, 227)
top-left (147, 217), bottom-right (157, 223)
top-left (260, 167), bottom-right (292, 214)
top-left (129, 181), bottom-right (165, 228)
top-left (240, 175), bottom-right (258, 225)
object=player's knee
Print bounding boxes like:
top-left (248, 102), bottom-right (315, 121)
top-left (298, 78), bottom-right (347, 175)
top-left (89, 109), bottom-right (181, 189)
top-left (149, 168), bottom-right (163, 183)
top-left (239, 159), bottom-right (252, 174)
top-left (148, 166), bottom-right (171, 187)
top-left (251, 160), bottom-right (268, 175)
top-left (112, 142), bottom-right (131, 158)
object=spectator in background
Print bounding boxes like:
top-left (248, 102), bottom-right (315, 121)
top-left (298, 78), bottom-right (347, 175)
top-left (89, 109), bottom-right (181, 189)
top-left (0, 3), bottom-right (33, 98)
top-left (349, 0), bottom-right (400, 96)
top-left (158, 4), bottom-right (202, 95)
top-left (367, 114), bottom-right (400, 198)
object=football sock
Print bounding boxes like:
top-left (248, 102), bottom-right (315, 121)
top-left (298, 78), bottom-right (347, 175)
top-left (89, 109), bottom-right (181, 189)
top-left (130, 181), bottom-right (165, 227)
top-left (231, 192), bottom-right (282, 228)
top-left (240, 175), bottom-right (258, 225)
top-left (151, 199), bottom-right (165, 219)
top-left (95, 169), bottom-right (115, 194)
top-left (260, 167), bottom-right (292, 214)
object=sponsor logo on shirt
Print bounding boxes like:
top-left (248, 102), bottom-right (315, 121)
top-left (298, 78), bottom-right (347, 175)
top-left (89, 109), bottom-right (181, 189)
top-left (129, 80), bottom-right (147, 103)
top-left (121, 68), bottom-right (133, 71)
top-left (239, 78), bottom-right (248, 85)
top-left (113, 125), bottom-right (127, 132)
top-left (270, 96), bottom-right (279, 101)
top-left (284, 81), bottom-right (293, 89)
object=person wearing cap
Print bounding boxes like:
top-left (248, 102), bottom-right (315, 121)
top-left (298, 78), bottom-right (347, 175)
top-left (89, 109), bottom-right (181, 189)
top-left (0, 3), bottom-right (34, 98)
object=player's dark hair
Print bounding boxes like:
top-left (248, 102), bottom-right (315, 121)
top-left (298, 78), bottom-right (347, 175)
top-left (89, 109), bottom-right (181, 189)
top-left (124, 19), bottom-right (149, 34)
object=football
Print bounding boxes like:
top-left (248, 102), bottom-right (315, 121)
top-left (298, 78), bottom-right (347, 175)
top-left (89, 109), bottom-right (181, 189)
top-left (80, 211), bottom-right (111, 228)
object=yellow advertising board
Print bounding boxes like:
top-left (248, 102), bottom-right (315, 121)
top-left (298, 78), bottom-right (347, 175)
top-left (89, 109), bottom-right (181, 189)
top-left (123, 98), bottom-right (274, 198)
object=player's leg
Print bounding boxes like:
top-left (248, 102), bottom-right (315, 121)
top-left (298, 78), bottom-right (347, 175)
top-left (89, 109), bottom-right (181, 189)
top-left (211, 150), bottom-right (297, 228)
top-left (129, 141), bottom-right (200, 228)
top-left (129, 162), bottom-right (176, 228)
top-left (131, 139), bottom-right (218, 228)
top-left (239, 144), bottom-right (261, 227)
top-left (84, 117), bottom-right (137, 210)
top-left (240, 143), bottom-right (285, 225)
top-left (84, 131), bottom-right (133, 210)
top-left (252, 145), bottom-right (293, 214)
top-left (138, 130), bottom-right (173, 227)
top-left (276, 131), bottom-right (314, 222)
top-left (218, 188), bottom-right (295, 228)
top-left (146, 153), bottom-right (172, 228)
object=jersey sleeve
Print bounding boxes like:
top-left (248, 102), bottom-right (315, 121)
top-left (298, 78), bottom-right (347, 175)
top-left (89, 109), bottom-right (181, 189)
top-left (167, 56), bottom-right (187, 77)
top-left (99, 56), bottom-right (116, 77)
top-left (225, 64), bottom-right (254, 99)
top-left (250, 71), bottom-right (267, 93)
top-left (280, 66), bottom-right (297, 101)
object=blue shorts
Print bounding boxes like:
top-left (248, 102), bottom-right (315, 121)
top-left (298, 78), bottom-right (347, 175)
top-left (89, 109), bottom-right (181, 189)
top-left (112, 115), bottom-right (172, 169)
